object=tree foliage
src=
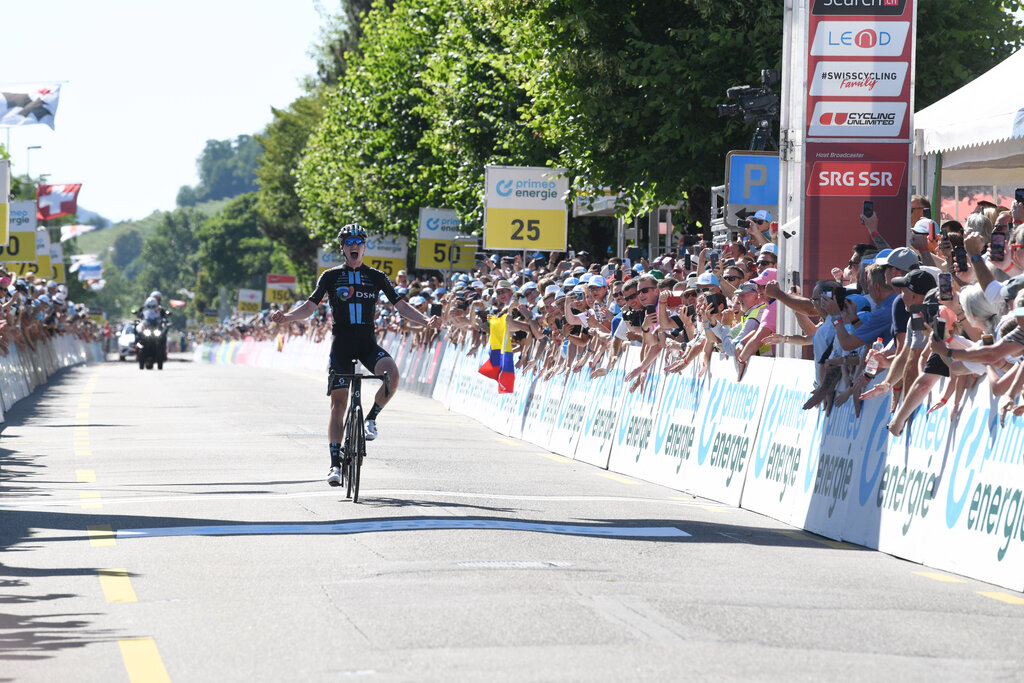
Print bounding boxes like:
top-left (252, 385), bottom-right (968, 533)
top-left (177, 135), bottom-right (264, 206)
top-left (255, 94), bottom-right (325, 271)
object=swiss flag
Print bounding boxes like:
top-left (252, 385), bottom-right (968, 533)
top-left (36, 184), bottom-right (82, 221)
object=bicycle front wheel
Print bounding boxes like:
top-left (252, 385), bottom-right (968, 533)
top-left (343, 407), bottom-right (358, 499)
top-left (350, 406), bottom-right (364, 503)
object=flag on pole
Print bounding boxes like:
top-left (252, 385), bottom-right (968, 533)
top-left (0, 84), bottom-right (62, 128)
top-left (37, 184), bottom-right (82, 221)
top-left (59, 224), bottom-right (98, 242)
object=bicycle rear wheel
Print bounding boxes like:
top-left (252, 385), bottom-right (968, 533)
top-left (350, 406), bottom-right (365, 503)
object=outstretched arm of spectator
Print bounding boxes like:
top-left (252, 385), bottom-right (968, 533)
top-left (764, 282), bottom-right (816, 317)
top-left (964, 231), bottom-right (998, 296)
top-left (832, 317), bottom-right (867, 352)
top-left (860, 212), bottom-right (891, 251)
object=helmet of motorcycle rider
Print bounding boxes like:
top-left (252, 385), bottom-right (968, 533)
top-left (149, 290), bottom-right (162, 302)
top-left (144, 296), bottom-right (158, 308)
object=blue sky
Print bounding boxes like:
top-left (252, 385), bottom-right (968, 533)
top-left (2, 0), bottom-right (333, 222)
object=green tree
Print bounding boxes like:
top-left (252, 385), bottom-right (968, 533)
top-left (135, 207), bottom-right (204, 328)
top-left (255, 94), bottom-right (325, 271)
top-left (309, 0), bottom-right (394, 86)
top-left (196, 193), bottom-right (288, 300)
top-left (177, 135), bottom-right (264, 206)
top-left (111, 229), bottom-right (144, 270)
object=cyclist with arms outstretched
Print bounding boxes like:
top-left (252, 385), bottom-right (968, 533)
top-left (271, 224), bottom-right (441, 486)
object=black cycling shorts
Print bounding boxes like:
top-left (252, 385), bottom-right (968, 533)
top-left (327, 332), bottom-right (391, 395)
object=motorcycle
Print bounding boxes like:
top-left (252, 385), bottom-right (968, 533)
top-left (135, 318), bottom-right (168, 370)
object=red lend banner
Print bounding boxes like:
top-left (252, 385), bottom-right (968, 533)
top-left (803, 141), bottom-right (910, 293)
top-left (266, 274), bottom-right (296, 286)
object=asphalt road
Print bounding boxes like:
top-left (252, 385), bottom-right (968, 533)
top-left (2, 354), bottom-right (1024, 682)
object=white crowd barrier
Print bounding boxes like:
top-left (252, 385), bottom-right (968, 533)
top-left (0, 335), bottom-right (105, 424)
top-left (199, 333), bottom-right (1024, 592)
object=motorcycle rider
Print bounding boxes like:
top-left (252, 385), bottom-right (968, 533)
top-left (133, 295), bottom-right (168, 361)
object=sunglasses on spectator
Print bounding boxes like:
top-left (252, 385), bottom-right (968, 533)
top-left (698, 287), bottom-right (713, 292)
top-left (752, 219), bottom-right (766, 225)
top-left (637, 287), bottom-right (655, 294)
top-left (683, 291), bottom-right (697, 298)
top-left (723, 275), bottom-right (741, 282)
top-left (757, 260), bottom-right (775, 266)
top-left (343, 237), bottom-right (366, 246)
top-left (848, 260), bottom-right (860, 268)
top-left (624, 292), bottom-right (639, 301)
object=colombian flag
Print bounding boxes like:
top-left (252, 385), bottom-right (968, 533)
top-left (477, 314), bottom-right (515, 393)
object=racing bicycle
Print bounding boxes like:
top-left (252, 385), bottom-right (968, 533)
top-left (335, 372), bottom-right (389, 503)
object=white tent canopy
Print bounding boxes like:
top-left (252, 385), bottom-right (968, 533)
top-left (914, 49), bottom-right (1024, 186)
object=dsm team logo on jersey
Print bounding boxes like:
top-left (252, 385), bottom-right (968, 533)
top-left (337, 286), bottom-right (355, 301)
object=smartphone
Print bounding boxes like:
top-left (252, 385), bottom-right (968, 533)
top-left (923, 207), bottom-right (932, 219)
top-left (709, 251), bottom-right (720, 268)
top-left (644, 304), bottom-right (657, 316)
top-left (737, 219), bottom-right (750, 229)
top-left (932, 318), bottom-right (947, 343)
top-left (626, 246), bottom-right (643, 262)
top-left (982, 333), bottom-right (995, 346)
top-left (684, 253), bottom-right (693, 270)
top-left (990, 231), bottom-right (1007, 262)
top-left (862, 200), bottom-right (874, 218)
top-left (1016, 188), bottom-right (1024, 204)
top-left (910, 311), bottom-right (925, 332)
top-left (613, 267), bottom-right (623, 283)
top-left (666, 295), bottom-right (682, 308)
top-left (953, 246), bottom-right (968, 273)
top-left (938, 272), bottom-right (953, 301)
top-left (685, 305), bottom-right (696, 318)
top-left (429, 303), bottom-right (442, 316)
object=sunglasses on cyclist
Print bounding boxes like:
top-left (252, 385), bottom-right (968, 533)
top-left (343, 237), bottom-right (366, 246)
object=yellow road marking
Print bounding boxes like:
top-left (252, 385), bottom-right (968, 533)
top-left (535, 451), bottom-right (571, 463)
top-left (118, 638), bottom-right (171, 683)
top-left (80, 492), bottom-right (102, 509)
top-left (74, 430), bottom-right (89, 438)
top-left (776, 529), bottom-right (855, 550)
top-left (76, 470), bottom-right (96, 483)
top-left (74, 449), bottom-right (93, 457)
top-left (87, 525), bottom-right (116, 547)
top-left (671, 495), bottom-right (698, 502)
top-left (978, 591), bottom-right (1024, 605)
top-left (914, 571), bottom-right (967, 584)
top-left (494, 437), bottom-right (524, 447)
top-left (75, 412), bottom-right (89, 421)
top-left (702, 506), bottom-right (735, 513)
top-left (595, 471), bottom-right (642, 486)
top-left (99, 569), bottom-right (138, 603)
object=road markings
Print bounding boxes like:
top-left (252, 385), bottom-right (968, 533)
top-left (80, 492), bottom-right (103, 509)
top-left (76, 469), bottom-right (97, 483)
top-left (98, 569), bottom-right (138, 603)
top-left (87, 525), bottom-right (117, 547)
top-left (535, 451), bottom-right (571, 463)
top-left (74, 449), bottom-right (93, 457)
top-left (702, 506), bottom-right (736, 513)
top-left (75, 411), bottom-right (89, 421)
top-left (595, 471), bottom-right (642, 486)
top-left (494, 437), bottom-right (524, 447)
top-left (118, 638), bottom-right (171, 683)
top-left (117, 518), bottom-right (692, 539)
top-left (977, 591), bottom-right (1024, 605)
top-left (914, 571), bottom-right (967, 584)
top-left (775, 529), bottom-right (857, 550)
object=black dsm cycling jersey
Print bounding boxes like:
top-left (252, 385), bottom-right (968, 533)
top-left (309, 264), bottom-right (403, 332)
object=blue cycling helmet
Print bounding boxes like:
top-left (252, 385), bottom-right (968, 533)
top-left (337, 223), bottom-right (368, 242)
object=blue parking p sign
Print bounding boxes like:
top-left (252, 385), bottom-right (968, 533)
top-left (724, 151), bottom-right (779, 228)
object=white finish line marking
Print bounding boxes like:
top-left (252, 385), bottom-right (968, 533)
top-left (116, 519), bottom-right (690, 540)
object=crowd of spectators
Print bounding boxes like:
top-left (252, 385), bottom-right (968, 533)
top-left (197, 195), bottom-right (1024, 429)
top-left (0, 266), bottom-right (103, 356)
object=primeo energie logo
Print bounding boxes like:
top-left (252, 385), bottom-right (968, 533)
top-left (495, 177), bottom-right (559, 201)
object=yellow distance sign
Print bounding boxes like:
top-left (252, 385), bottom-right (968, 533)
top-left (484, 208), bottom-right (566, 251)
top-left (366, 257), bottom-right (404, 278)
top-left (416, 238), bottom-right (476, 271)
top-left (265, 287), bottom-right (296, 304)
top-left (51, 262), bottom-right (66, 283)
top-left (0, 229), bottom-right (37, 263)
top-left (238, 301), bottom-right (261, 314)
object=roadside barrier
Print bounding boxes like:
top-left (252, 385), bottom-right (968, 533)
top-left (198, 333), bottom-right (1024, 592)
top-left (0, 335), bottom-right (105, 423)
